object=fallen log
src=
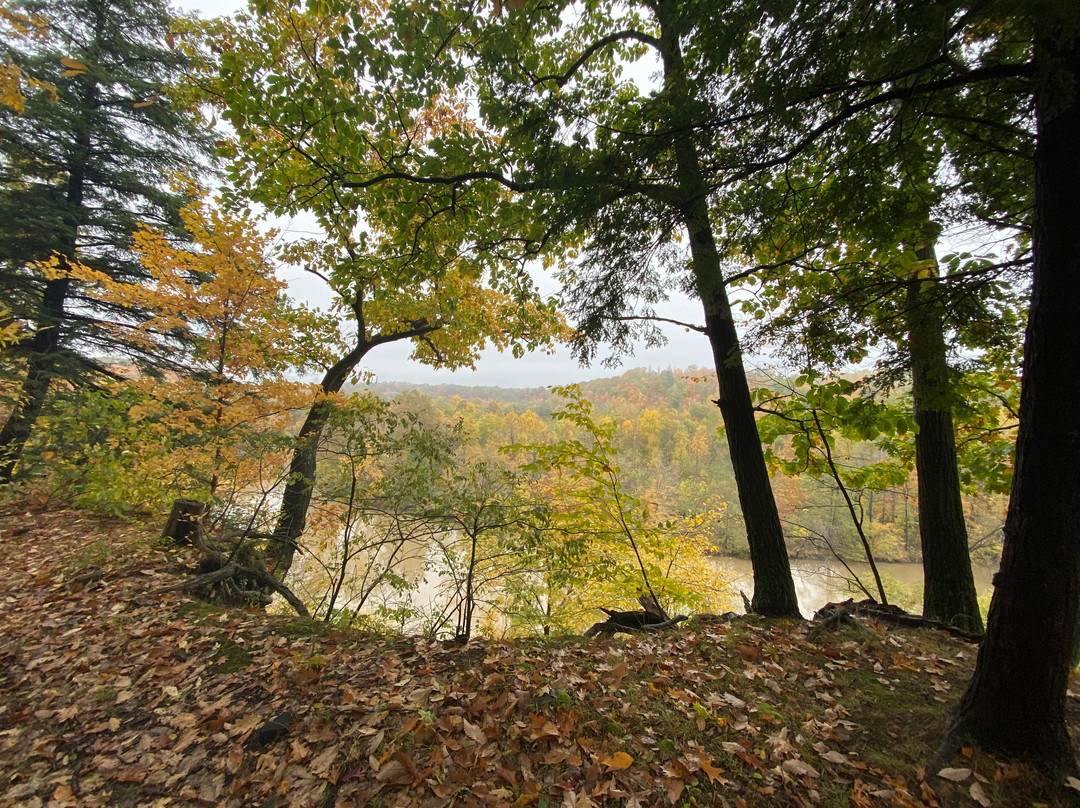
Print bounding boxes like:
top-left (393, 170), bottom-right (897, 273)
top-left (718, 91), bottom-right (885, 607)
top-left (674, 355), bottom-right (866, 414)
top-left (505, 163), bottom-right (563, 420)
top-left (809, 598), bottom-right (982, 643)
top-left (585, 612), bottom-right (688, 638)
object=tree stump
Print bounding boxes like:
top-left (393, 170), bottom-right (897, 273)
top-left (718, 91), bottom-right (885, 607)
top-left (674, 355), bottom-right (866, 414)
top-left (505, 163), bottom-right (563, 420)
top-left (161, 498), bottom-right (206, 546)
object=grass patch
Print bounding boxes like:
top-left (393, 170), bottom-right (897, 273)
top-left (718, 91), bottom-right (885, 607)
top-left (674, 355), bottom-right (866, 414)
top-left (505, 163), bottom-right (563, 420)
top-left (272, 615), bottom-right (336, 638)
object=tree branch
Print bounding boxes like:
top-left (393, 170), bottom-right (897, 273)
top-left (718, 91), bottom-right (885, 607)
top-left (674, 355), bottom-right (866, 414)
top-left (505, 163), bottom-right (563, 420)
top-left (533, 29), bottom-right (662, 88)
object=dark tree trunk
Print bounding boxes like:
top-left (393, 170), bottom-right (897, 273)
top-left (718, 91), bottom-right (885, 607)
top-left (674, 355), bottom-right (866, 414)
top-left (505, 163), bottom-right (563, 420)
top-left (907, 242), bottom-right (983, 634)
top-left (0, 110), bottom-right (90, 482)
top-left (0, 277), bottom-right (69, 482)
top-left (656, 4), bottom-right (799, 618)
top-left (705, 290), bottom-right (799, 618)
top-left (266, 379), bottom-right (355, 574)
top-left (0, 73), bottom-right (91, 479)
top-left (940, 23), bottom-right (1080, 778)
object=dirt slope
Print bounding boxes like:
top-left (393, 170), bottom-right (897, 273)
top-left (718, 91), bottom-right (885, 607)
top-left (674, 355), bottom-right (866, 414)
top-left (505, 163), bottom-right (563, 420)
top-left (0, 503), bottom-right (1076, 808)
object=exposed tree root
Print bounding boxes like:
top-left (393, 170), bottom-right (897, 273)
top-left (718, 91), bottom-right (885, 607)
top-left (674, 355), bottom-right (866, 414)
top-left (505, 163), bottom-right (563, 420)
top-left (155, 499), bottom-right (310, 618)
top-left (585, 613), bottom-right (688, 638)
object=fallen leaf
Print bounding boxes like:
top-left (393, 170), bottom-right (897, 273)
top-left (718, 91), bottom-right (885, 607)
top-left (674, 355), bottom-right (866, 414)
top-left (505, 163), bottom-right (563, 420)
top-left (601, 751), bottom-right (633, 770)
top-left (661, 776), bottom-right (685, 804)
top-left (700, 757), bottom-right (725, 784)
top-left (970, 780), bottom-right (993, 807)
top-left (737, 643), bottom-right (761, 662)
top-left (936, 767), bottom-right (972, 782)
top-left (722, 692), bottom-right (746, 710)
top-left (462, 718), bottom-right (486, 745)
top-left (366, 728), bottom-right (385, 755)
top-left (782, 759), bottom-right (820, 778)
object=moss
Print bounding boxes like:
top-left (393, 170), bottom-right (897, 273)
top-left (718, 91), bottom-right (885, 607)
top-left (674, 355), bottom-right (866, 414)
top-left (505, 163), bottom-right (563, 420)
top-left (272, 615), bottom-right (335, 638)
top-left (207, 631), bottom-right (254, 674)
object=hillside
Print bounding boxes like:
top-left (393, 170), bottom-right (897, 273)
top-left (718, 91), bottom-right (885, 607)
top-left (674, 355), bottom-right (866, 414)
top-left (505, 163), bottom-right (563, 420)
top-left (1, 502), bottom-right (1074, 807)
top-left (364, 367), bottom-right (1007, 566)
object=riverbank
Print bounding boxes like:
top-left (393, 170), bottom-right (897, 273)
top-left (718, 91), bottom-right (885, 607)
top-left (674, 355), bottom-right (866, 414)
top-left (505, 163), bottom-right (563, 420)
top-left (0, 503), bottom-right (1074, 807)
top-left (712, 557), bottom-right (998, 619)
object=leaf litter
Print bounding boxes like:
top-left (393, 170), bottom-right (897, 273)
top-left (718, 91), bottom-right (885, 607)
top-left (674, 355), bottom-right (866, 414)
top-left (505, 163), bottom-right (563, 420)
top-left (1, 505), bottom-right (1078, 808)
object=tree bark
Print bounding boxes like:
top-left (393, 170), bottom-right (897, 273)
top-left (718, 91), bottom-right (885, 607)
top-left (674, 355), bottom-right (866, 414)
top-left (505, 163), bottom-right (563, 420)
top-left (266, 368), bottom-right (362, 574)
top-left (940, 20), bottom-right (1080, 778)
top-left (907, 242), bottom-right (983, 634)
top-left (161, 498), bottom-right (207, 545)
top-left (656, 1), bottom-right (799, 617)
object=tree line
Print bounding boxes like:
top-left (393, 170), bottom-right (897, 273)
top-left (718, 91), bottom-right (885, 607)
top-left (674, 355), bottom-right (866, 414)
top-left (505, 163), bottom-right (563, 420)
top-left (1, 0), bottom-right (1077, 778)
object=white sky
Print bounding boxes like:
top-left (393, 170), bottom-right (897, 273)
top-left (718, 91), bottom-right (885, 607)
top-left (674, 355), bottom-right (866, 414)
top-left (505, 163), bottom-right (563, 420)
top-left (173, 0), bottom-right (729, 388)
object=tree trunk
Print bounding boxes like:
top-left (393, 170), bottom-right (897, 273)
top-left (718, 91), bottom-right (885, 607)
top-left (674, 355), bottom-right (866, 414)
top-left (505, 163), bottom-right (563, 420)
top-left (0, 83), bottom-right (91, 483)
top-left (265, 395), bottom-right (338, 574)
top-left (940, 22), bottom-right (1080, 778)
top-left (162, 498), bottom-right (207, 545)
top-left (656, 3), bottom-right (799, 617)
top-left (0, 279), bottom-right (68, 482)
top-left (907, 241), bottom-right (983, 634)
top-left (265, 301), bottom-right (439, 577)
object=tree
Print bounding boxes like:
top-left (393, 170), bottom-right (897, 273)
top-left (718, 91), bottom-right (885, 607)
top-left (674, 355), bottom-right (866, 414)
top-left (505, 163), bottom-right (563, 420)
top-left (755, 374), bottom-right (910, 604)
top-left (54, 192), bottom-right (327, 511)
top-left (699, 0), bottom-right (1073, 773)
top-left (287, 393), bottom-right (457, 628)
top-left (509, 385), bottom-right (736, 630)
top-left (710, 0), bottom-right (1034, 634)
top-left (939, 10), bottom-right (1080, 777)
top-left (0, 0), bottom-right (211, 482)
top-left (328, 0), bottom-right (801, 616)
top-left (196, 0), bottom-right (564, 577)
top-left (736, 217), bottom-right (1003, 635)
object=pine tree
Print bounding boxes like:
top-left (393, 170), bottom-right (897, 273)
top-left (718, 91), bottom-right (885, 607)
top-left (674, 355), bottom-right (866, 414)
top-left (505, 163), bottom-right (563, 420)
top-left (0, 0), bottom-right (212, 481)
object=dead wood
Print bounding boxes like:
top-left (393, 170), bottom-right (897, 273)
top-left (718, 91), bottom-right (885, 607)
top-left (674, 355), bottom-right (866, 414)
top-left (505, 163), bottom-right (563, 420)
top-left (810, 598), bottom-right (983, 643)
top-left (155, 499), bottom-right (309, 618)
top-left (637, 592), bottom-right (670, 622)
top-left (161, 499), bottom-right (206, 546)
top-left (585, 613), bottom-right (688, 638)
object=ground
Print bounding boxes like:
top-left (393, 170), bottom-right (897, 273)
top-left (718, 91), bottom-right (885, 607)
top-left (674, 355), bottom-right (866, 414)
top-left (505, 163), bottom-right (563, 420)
top-left (0, 502), bottom-right (1078, 808)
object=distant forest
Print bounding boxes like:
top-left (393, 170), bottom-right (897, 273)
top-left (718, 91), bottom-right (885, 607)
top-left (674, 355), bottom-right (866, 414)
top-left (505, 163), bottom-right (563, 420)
top-left (365, 367), bottom-right (1007, 565)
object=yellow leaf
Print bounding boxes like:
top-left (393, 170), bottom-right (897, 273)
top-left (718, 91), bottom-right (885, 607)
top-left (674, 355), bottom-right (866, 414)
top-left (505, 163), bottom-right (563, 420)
top-left (601, 751), bottom-right (633, 770)
top-left (59, 57), bottom-right (87, 71)
top-left (133, 100), bottom-right (154, 108)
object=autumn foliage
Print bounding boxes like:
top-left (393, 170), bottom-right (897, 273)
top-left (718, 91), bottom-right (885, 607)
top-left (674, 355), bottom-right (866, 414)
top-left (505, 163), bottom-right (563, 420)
top-left (20, 193), bottom-right (328, 515)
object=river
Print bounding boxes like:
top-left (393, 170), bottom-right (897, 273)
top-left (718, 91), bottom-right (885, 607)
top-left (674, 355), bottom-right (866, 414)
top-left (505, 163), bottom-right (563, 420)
top-left (712, 556), bottom-right (999, 618)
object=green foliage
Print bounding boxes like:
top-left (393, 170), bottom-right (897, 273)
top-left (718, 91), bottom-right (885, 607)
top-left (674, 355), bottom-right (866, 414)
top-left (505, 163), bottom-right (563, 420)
top-left (0, 0), bottom-right (215, 480)
top-left (507, 384), bottom-right (736, 624)
top-left (22, 385), bottom-right (181, 516)
top-left (756, 375), bottom-right (914, 492)
top-left (291, 393), bottom-right (463, 627)
top-left (197, 0), bottom-right (564, 375)
top-left (0, 0), bottom-right (212, 358)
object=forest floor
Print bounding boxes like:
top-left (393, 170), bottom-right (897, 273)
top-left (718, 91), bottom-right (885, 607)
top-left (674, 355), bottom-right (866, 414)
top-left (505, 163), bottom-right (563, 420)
top-left (0, 503), bottom-right (1078, 808)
